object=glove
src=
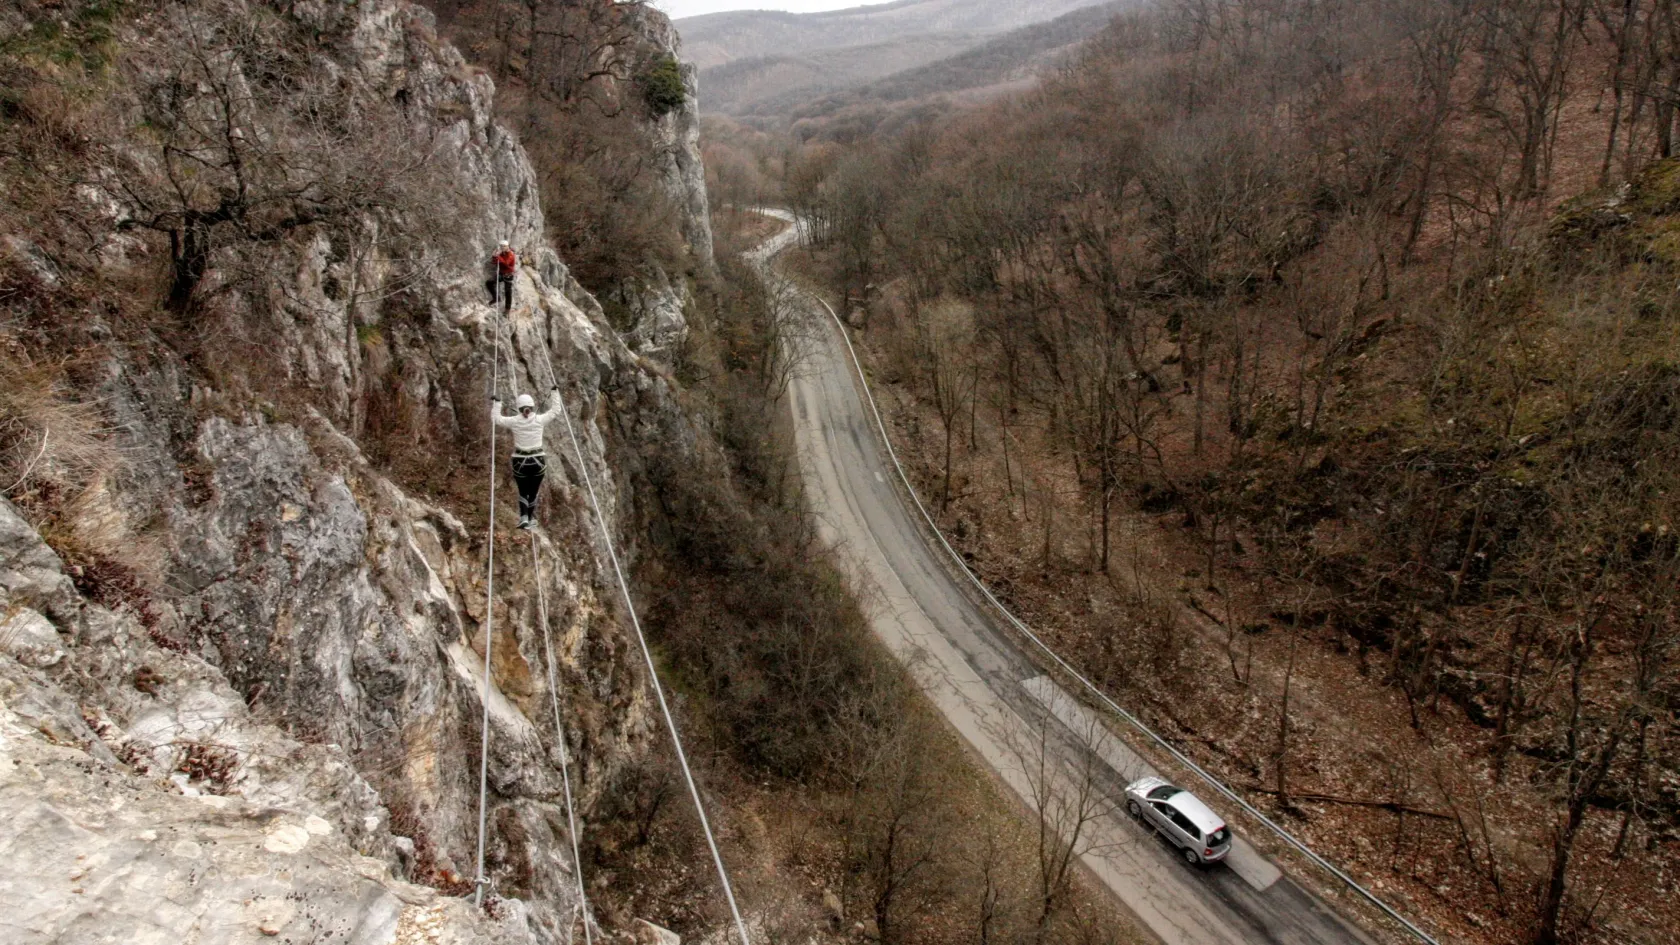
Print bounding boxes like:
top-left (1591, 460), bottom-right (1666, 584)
top-left (551, 386), bottom-right (560, 392)
top-left (491, 395), bottom-right (501, 404)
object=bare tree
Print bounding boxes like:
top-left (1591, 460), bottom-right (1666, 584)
top-left (1395, 0), bottom-right (1477, 263)
top-left (965, 824), bottom-right (1020, 945)
top-left (104, 5), bottom-right (457, 313)
top-left (1474, 0), bottom-right (1586, 200)
top-left (752, 270), bottom-right (820, 402)
top-left (827, 688), bottom-right (952, 945)
top-left (913, 299), bottom-right (978, 513)
top-left (1005, 705), bottom-right (1124, 944)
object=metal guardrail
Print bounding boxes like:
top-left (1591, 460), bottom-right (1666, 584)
top-left (787, 242), bottom-right (1441, 945)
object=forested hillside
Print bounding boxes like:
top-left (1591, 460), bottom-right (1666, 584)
top-left (762, 2), bottom-right (1680, 944)
top-left (690, 30), bottom-right (985, 116)
top-left (678, 0), bottom-right (1116, 69)
top-left (683, 0), bottom-right (1125, 122)
top-left (763, 1), bottom-right (1131, 124)
top-left (0, 2), bottom-right (1154, 943)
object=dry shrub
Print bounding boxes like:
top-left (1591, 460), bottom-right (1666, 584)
top-left (643, 450), bottom-right (900, 779)
top-left (589, 755), bottom-right (677, 852)
top-left (0, 344), bottom-right (107, 489)
top-left (0, 338), bottom-right (165, 601)
top-left (132, 665), bottom-right (164, 695)
top-left (386, 787), bottom-right (474, 896)
top-left (176, 741), bottom-right (240, 793)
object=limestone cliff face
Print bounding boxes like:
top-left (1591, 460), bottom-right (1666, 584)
top-left (0, 1), bottom-right (713, 942)
top-left (618, 4), bottom-right (715, 358)
top-left (636, 5), bottom-right (717, 274)
top-left (2, 496), bottom-right (536, 945)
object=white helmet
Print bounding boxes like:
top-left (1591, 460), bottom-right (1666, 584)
top-left (514, 393), bottom-right (535, 410)
top-left (500, 239), bottom-right (510, 248)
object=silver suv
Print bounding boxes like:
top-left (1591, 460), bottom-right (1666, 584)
top-left (1124, 776), bottom-right (1232, 865)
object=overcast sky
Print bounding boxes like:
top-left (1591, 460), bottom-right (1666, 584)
top-left (651, 1), bottom-right (866, 18)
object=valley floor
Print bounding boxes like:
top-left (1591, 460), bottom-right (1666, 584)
top-left (778, 246), bottom-right (1679, 945)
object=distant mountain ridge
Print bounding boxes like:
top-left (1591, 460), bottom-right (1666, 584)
top-left (772, 1), bottom-right (1130, 118)
top-left (677, 0), bottom-right (1116, 69)
top-left (691, 1), bottom-right (1129, 119)
top-left (699, 30), bottom-right (986, 114)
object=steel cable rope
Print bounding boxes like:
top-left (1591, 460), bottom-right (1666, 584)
top-left (529, 528), bottom-right (597, 945)
top-left (784, 242), bottom-right (1440, 945)
top-left (470, 278), bottom-right (509, 907)
top-left (491, 276), bottom-right (597, 940)
top-left (531, 322), bottom-right (753, 945)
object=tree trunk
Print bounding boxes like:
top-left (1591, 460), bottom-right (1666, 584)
top-left (1099, 477), bottom-right (1112, 574)
top-left (1193, 327), bottom-right (1208, 456)
top-left (1599, 0), bottom-right (1636, 186)
top-left (1402, 144), bottom-right (1437, 267)
top-left (1275, 614), bottom-right (1301, 808)
top-left (1658, 93), bottom-right (1675, 158)
top-left (1000, 400), bottom-right (1014, 502)
top-left (1041, 492), bottom-right (1053, 572)
top-left (1612, 715), bottom-right (1651, 859)
top-left (1491, 619), bottom-right (1531, 783)
top-left (941, 420), bottom-right (954, 512)
top-left (168, 220), bottom-right (212, 313)
top-left (1535, 802), bottom-right (1588, 945)
top-left (1536, 616), bottom-right (1629, 945)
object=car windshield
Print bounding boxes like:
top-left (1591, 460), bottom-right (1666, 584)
top-left (1147, 785), bottom-right (1182, 801)
top-left (1208, 826), bottom-right (1230, 847)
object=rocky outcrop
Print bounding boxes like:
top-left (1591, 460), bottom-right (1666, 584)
top-left (634, 5), bottom-right (716, 275)
top-left (634, 919), bottom-right (683, 945)
top-left (607, 4), bottom-right (714, 360)
top-left (617, 267), bottom-right (693, 357)
top-left (0, 0), bottom-right (716, 942)
top-left (0, 496), bottom-right (536, 944)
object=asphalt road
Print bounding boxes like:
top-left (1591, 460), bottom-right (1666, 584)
top-left (756, 218), bottom-right (1374, 945)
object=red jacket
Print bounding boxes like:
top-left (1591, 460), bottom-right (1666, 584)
top-left (494, 249), bottom-right (517, 277)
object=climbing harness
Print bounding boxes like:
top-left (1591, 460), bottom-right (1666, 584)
top-left (535, 337), bottom-right (753, 945)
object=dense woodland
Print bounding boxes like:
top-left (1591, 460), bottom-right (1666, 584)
top-left (707, 1), bottom-right (1680, 943)
top-left (0, 2), bottom-right (1141, 942)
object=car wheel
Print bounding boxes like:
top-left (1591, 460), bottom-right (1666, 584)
top-left (1126, 800), bottom-right (1142, 819)
top-left (1182, 846), bottom-right (1201, 866)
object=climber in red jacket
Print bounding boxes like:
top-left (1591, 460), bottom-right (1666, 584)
top-left (488, 240), bottom-right (517, 314)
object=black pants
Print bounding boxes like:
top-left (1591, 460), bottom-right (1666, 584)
top-left (512, 454), bottom-right (545, 520)
top-left (487, 274), bottom-right (514, 313)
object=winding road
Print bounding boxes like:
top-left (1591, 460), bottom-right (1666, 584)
top-left (755, 217), bottom-right (1376, 945)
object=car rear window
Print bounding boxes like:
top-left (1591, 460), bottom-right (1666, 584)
top-left (1147, 785), bottom-right (1182, 801)
top-left (1208, 826), bottom-right (1230, 847)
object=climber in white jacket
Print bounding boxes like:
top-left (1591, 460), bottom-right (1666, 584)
top-left (492, 388), bottom-right (562, 529)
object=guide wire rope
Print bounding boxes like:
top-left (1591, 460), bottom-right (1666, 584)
top-left (535, 339), bottom-right (753, 945)
top-left (488, 280), bottom-right (600, 942)
top-left (470, 278), bottom-right (508, 907)
top-left (528, 527), bottom-right (598, 945)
